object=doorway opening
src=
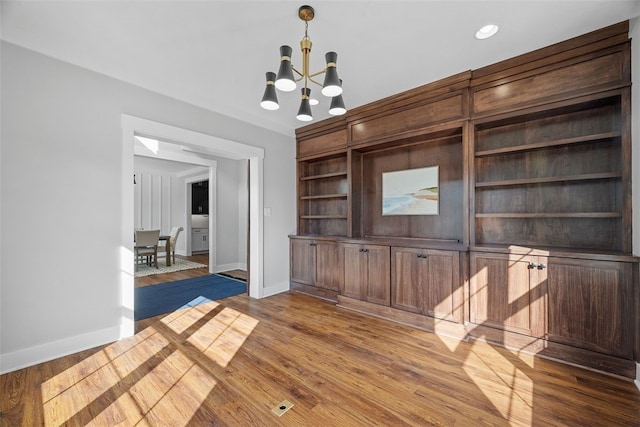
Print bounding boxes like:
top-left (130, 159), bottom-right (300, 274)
top-left (121, 115), bottom-right (264, 339)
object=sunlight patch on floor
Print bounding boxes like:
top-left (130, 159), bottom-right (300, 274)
top-left (462, 340), bottom-right (533, 424)
top-left (161, 300), bottom-right (221, 334)
top-left (41, 300), bottom-right (257, 426)
top-left (187, 306), bottom-right (259, 368)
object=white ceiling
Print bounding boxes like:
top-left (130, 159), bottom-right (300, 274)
top-left (2, 1), bottom-right (639, 137)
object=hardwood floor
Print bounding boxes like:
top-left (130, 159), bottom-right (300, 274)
top-left (2, 290), bottom-right (639, 426)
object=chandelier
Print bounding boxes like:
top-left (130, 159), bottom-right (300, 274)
top-left (260, 5), bottom-right (346, 122)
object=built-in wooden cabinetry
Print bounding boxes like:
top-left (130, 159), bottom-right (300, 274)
top-left (297, 154), bottom-right (349, 237)
top-left (290, 237), bottom-right (344, 300)
top-left (343, 243), bottom-right (390, 305)
top-left (289, 21), bottom-right (639, 379)
top-left (392, 247), bottom-right (462, 323)
top-left (472, 96), bottom-right (625, 250)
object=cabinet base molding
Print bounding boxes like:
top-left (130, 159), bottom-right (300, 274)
top-left (291, 282), bottom-right (339, 303)
top-left (466, 324), bottom-right (636, 380)
top-left (336, 295), bottom-right (637, 380)
top-left (337, 295), bottom-right (469, 342)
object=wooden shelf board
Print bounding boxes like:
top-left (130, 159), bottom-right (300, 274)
top-left (476, 212), bottom-right (622, 218)
top-left (300, 171), bottom-right (348, 181)
top-left (475, 131), bottom-right (620, 157)
top-left (300, 215), bottom-right (348, 220)
top-left (300, 194), bottom-right (348, 200)
top-left (475, 172), bottom-right (622, 188)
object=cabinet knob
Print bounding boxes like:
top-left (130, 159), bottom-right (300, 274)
top-left (416, 254), bottom-right (427, 259)
top-left (359, 248), bottom-right (369, 253)
top-left (528, 262), bottom-right (538, 269)
top-left (537, 263), bottom-right (546, 270)
top-left (310, 242), bottom-right (317, 247)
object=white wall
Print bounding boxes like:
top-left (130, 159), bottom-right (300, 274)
top-left (215, 157), bottom-right (248, 271)
top-left (238, 160), bottom-right (249, 264)
top-left (0, 42), bottom-right (296, 373)
top-left (134, 172), bottom-right (181, 235)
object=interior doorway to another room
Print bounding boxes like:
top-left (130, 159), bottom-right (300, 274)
top-left (122, 114), bottom-right (265, 338)
top-left (134, 156), bottom-right (250, 276)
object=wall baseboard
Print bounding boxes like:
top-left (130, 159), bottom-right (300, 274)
top-left (214, 262), bottom-right (247, 273)
top-left (0, 325), bottom-right (121, 375)
top-left (261, 281), bottom-right (290, 298)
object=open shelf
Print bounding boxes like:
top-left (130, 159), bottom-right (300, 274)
top-left (300, 171), bottom-right (348, 181)
top-left (475, 131), bottom-right (620, 157)
top-left (476, 212), bottom-right (622, 218)
top-left (472, 95), bottom-right (624, 252)
top-left (300, 194), bottom-right (348, 200)
top-left (298, 154), bottom-right (349, 236)
top-left (300, 215), bottom-right (348, 220)
top-left (475, 172), bottom-right (622, 188)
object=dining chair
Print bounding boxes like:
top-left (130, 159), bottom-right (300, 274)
top-left (134, 229), bottom-right (160, 269)
top-left (160, 226), bottom-right (184, 264)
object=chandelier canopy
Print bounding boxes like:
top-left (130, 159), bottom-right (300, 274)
top-left (260, 5), bottom-right (346, 122)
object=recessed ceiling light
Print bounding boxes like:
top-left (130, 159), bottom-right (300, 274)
top-left (475, 24), bottom-right (499, 40)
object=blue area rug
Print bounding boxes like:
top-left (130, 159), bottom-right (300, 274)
top-left (135, 274), bottom-right (246, 320)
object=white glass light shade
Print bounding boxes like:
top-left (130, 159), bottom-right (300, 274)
top-left (260, 99), bottom-right (279, 110)
top-left (275, 78), bottom-right (297, 92)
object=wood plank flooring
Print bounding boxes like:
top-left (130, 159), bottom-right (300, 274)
top-left (2, 282), bottom-right (640, 425)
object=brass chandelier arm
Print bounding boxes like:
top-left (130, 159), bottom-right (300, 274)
top-left (308, 68), bottom-right (327, 78)
top-left (291, 65), bottom-right (326, 86)
top-left (308, 76), bottom-right (324, 87)
top-left (293, 75), bottom-right (324, 86)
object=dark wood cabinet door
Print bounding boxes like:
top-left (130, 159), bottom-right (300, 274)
top-left (290, 239), bottom-right (315, 285)
top-left (343, 244), bottom-right (390, 305)
top-left (470, 252), bottom-right (545, 337)
top-left (391, 248), bottom-right (424, 313)
top-left (424, 250), bottom-right (461, 323)
top-left (315, 241), bottom-right (344, 291)
top-left (547, 258), bottom-right (633, 358)
top-left (364, 245), bottom-right (391, 306)
top-left (392, 248), bottom-right (462, 322)
top-left (343, 244), bottom-right (367, 299)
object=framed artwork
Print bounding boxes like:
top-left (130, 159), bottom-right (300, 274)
top-left (382, 166), bottom-right (439, 215)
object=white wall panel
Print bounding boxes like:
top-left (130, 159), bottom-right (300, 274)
top-left (0, 42), bottom-right (295, 372)
top-left (134, 170), bottom-right (177, 236)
